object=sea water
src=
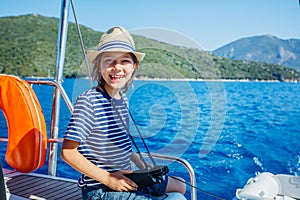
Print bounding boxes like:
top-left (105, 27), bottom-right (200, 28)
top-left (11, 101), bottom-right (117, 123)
top-left (1, 79), bottom-right (299, 200)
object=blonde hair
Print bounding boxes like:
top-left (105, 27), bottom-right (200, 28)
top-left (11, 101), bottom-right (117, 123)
top-left (92, 53), bottom-right (139, 92)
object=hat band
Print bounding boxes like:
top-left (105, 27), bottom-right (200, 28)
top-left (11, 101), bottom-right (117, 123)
top-left (97, 41), bottom-right (135, 52)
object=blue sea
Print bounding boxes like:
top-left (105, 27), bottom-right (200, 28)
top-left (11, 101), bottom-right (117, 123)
top-left (1, 79), bottom-right (300, 200)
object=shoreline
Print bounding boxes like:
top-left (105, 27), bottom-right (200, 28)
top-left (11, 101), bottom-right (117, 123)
top-left (134, 77), bottom-right (299, 83)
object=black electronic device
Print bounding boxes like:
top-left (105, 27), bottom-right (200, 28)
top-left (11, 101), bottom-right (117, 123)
top-left (125, 165), bottom-right (169, 188)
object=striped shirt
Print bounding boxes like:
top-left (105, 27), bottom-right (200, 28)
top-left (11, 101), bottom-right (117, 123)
top-left (64, 87), bottom-right (132, 187)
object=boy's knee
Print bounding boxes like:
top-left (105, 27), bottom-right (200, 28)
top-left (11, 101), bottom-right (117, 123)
top-left (168, 176), bottom-right (186, 194)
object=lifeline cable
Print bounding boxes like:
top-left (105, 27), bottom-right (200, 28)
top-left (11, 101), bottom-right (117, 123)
top-left (70, 0), bottom-right (93, 87)
top-left (169, 176), bottom-right (225, 200)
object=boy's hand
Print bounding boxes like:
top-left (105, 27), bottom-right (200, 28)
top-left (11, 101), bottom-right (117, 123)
top-left (105, 170), bottom-right (138, 192)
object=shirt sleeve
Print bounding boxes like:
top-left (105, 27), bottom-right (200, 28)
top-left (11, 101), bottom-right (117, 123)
top-left (64, 94), bottom-right (94, 142)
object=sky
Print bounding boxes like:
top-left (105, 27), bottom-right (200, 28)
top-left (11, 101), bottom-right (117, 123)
top-left (0, 0), bottom-right (299, 51)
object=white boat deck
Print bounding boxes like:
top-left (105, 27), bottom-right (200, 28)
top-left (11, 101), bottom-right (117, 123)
top-left (3, 169), bottom-right (82, 200)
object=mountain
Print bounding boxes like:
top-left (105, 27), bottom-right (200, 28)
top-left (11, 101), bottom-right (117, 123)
top-left (0, 14), bottom-right (299, 81)
top-left (213, 35), bottom-right (300, 72)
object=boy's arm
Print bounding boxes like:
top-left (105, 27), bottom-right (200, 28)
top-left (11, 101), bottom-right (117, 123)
top-left (61, 139), bottom-right (138, 191)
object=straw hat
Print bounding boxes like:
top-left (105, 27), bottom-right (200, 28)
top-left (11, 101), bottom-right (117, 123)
top-left (87, 26), bottom-right (145, 63)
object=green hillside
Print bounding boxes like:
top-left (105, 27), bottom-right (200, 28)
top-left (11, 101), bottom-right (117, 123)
top-left (0, 14), bottom-right (299, 81)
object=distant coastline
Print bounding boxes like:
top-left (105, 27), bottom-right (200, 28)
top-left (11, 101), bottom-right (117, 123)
top-left (134, 77), bottom-right (299, 83)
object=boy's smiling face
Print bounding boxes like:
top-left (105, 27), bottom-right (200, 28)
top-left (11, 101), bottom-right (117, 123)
top-left (99, 52), bottom-right (137, 95)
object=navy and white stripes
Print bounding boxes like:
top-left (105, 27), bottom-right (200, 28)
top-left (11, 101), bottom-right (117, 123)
top-left (64, 87), bottom-right (132, 187)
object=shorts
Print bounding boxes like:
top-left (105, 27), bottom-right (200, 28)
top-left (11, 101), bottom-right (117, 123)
top-left (81, 175), bottom-right (168, 200)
